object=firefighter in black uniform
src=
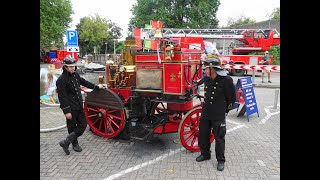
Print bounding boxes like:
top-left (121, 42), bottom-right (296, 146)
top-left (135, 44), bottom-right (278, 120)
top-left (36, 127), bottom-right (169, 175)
top-left (57, 57), bottom-right (103, 155)
top-left (195, 57), bottom-right (236, 171)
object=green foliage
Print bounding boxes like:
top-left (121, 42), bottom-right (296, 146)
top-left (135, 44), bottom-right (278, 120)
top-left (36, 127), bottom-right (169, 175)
top-left (128, 0), bottom-right (220, 32)
top-left (224, 15), bottom-right (256, 28)
top-left (271, 8), bottom-right (280, 20)
top-left (40, 0), bottom-right (73, 49)
top-left (269, 45), bottom-right (280, 65)
top-left (250, 45), bottom-right (280, 65)
top-left (76, 14), bottom-right (122, 55)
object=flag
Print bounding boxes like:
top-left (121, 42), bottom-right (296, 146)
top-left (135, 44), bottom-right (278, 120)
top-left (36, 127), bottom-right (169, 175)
top-left (144, 24), bottom-right (152, 50)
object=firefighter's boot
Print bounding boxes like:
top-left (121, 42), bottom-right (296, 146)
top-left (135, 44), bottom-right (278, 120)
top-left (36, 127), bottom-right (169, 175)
top-left (72, 138), bottom-right (82, 152)
top-left (59, 132), bottom-right (77, 155)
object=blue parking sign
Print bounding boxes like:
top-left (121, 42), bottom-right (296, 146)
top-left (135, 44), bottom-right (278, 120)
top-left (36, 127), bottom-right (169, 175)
top-left (66, 30), bottom-right (78, 47)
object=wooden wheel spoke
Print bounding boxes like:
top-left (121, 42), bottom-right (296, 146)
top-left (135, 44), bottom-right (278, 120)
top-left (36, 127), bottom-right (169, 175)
top-left (185, 132), bottom-right (195, 143)
top-left (108, 114), bottom-right (121, 120)
top-left (108, 117), bottom-right (120, 129)
top-left (106, 119), bottom-right (115, 134)
top-left (98, 118), bottom-right (103, 131)
top-left (184, 123), bottom-right (193, 128)
top-left (87, 107), bottom-right (99, 112)
top-left (88, 113), bottom-right (98, 118)
top-left (92, 118), bottom-right (100, 126)
top-left (191, 136), bottom-right (197, 147)
top-left (183, 129), bottom-right (193, 135)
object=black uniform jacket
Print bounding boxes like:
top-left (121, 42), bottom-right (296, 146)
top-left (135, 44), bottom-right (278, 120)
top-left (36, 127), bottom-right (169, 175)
top-left (197, 75), bottom-right (236, 121)
top-left (56, 71), bottom-right (98, 114)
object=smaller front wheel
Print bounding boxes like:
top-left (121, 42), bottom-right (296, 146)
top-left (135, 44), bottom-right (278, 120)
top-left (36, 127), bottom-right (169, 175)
top-left (178, 106), bottom-right (214, 152)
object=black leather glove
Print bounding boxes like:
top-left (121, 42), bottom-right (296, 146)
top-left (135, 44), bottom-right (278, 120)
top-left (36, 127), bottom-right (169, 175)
top-left (93, 85), bottom-right (100, 91)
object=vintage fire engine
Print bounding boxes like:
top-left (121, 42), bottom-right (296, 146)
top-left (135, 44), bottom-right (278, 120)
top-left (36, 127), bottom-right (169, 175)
top-left (82, 22), bottom-right (278, 152)
top-left (83, 28), bottom-right (217, 152)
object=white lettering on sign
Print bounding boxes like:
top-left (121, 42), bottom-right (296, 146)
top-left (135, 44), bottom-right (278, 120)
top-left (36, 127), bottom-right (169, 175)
top-left (246, 102), bottom-right (256, 107)
top-left (68, 32), bottom-right (75, 40)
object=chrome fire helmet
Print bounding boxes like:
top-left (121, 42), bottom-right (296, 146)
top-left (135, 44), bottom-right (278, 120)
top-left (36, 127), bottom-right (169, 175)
top-left (203, 57), bottom-right (227, 76)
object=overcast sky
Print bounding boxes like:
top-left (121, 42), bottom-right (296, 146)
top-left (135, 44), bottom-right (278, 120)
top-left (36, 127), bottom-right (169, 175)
top-left (69, 0), bottom-right (280, 40)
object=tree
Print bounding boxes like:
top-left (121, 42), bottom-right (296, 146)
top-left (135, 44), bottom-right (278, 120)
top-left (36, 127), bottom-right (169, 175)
top-left (224, 15), bottom-right (256, 28)
top-left (40, 0), bottom-right (73, 50)
top-left (75, 14), bottom-right (122, 55)
top-left (128, 0), bottom-right (220, 32)
top-left (249, 45), bottom-right (280, 65)
top-left (271, 8), bottom-right (280, 20)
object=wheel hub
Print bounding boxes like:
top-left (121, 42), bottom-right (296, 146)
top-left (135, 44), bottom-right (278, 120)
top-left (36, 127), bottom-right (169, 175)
top-left (98, 109), bottom-right (107, 119)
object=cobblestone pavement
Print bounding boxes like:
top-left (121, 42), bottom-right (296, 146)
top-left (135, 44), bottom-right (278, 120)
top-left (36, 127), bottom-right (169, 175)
top-left (40, 86), bottom-right (280, 180)
top-left (40, 63), bottom-right (280, 179)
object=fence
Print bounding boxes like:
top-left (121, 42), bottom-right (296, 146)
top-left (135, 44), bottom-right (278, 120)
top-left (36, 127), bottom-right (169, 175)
top-left (87, 54), bottom-right (120, 64)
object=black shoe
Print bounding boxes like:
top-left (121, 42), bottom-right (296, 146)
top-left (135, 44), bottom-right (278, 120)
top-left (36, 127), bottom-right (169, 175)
top-left (196, 154), bottom-right (211, 162)
top-left (217, 162), bottom-right (225, 171)
top-left (59, 140), bottom-right (70, 155)
top-left (268, 80), bottom-right (272, 83)
top-left (72, 143), bottom-right (82, 152)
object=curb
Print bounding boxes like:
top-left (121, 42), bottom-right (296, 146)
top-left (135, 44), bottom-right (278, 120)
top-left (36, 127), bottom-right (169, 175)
top-left (253, 84), bottom-right (280, 88)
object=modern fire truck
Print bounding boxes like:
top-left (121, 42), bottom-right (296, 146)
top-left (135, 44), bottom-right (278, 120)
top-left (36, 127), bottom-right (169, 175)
top-left (135, 27), bottom-right (280, 76)
top-left (44, 49), bottom-right (78, 64)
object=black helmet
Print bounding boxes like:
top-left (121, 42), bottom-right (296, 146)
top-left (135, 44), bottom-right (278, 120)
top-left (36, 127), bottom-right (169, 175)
top-left (62, 56), bottom-right (77, 66)
top-left (203, 57), bottom-right (227, 76)
top-left (203, 57), bottom-right (223, 70)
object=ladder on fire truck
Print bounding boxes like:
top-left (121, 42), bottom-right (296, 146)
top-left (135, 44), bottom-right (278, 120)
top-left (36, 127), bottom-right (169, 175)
top-left (141, 28), bottom-right (280, 39)
top-left (140, 27), bottom-right (280, 52)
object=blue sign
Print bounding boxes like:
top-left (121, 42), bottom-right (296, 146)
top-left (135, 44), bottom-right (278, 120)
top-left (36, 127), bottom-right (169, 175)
top-left (235, 77), bottom-right (259, 121)
top-left (66, 30), bottom-right (78, 47)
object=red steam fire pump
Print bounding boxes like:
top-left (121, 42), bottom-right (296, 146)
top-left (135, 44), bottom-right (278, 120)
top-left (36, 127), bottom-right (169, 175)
top-left (83, 24), bottom-right (215, 152)
top-left (82, 21), bottom-right (275, 152)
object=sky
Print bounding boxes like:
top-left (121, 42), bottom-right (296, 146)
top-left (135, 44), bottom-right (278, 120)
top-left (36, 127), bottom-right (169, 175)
top-left (69, 0), bottom-right (280, 40)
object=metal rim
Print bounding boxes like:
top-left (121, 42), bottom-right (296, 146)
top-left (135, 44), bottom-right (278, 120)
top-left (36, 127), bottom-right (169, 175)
top-left (84, 104), bottom-right (126, 138)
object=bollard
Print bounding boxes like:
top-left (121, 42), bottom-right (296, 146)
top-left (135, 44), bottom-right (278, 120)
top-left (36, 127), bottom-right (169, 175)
top-left (252, 70), bottom-right (256, 84)
top-left (273, 89), bottom-right (280, 109)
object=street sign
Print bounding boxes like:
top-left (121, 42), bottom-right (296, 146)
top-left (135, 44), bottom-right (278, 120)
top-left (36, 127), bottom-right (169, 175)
top-left (66, 30), bottom-right (78, 47)
top-left (67, 46), bottom-right (79, 52)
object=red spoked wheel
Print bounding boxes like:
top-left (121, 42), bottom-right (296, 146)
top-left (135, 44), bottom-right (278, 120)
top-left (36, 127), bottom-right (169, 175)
top-left (151, 102), bottom-right (184, 123)
top-left (178, 106), bottom-right (214, 152)
top-left (84, 104), bottom-right (126, 138)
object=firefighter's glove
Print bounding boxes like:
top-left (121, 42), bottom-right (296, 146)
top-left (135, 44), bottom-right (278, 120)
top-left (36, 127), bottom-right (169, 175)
top-left (94, 85), bottom-right (100, 91)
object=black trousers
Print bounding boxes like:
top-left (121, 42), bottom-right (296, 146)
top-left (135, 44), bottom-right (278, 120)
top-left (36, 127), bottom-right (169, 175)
top-left (66, 109), bottom-right (87, 137)
top-left (199, 117), bottom-right (226, 162)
